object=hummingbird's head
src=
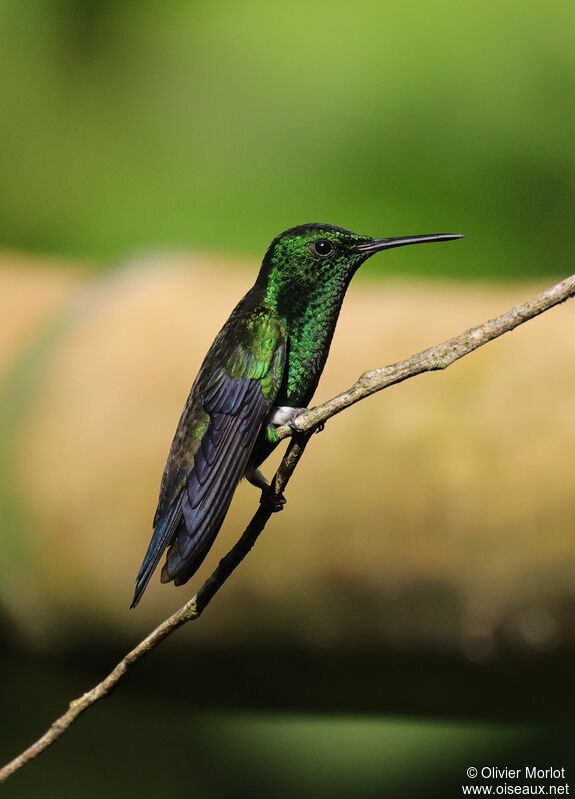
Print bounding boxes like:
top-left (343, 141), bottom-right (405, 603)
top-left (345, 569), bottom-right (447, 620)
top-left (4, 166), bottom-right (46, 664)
top-left (262, 223), bottom-right (370, 282)
top-left (258, 223), bottom-right (463, 312)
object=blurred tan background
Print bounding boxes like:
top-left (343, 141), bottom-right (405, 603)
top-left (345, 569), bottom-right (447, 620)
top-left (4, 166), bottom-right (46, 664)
top-left (1, 1), bottom-right (575, 797)
top-left (2, 254), bottom-right (575, 660)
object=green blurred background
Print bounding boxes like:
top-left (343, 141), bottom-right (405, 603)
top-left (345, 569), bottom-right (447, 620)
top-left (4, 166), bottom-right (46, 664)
top-left (2, 0), bottom-right (575, 277)
top-left (1, 1), bottom-right (575, 796)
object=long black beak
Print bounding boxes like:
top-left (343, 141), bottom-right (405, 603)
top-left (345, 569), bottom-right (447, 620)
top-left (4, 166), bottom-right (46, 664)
top-left (357, 233), bottom-right (464, 254)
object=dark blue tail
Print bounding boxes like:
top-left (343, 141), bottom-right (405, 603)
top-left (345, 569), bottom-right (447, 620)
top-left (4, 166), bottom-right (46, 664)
top-left (130, 495), bottom-right (183, 608)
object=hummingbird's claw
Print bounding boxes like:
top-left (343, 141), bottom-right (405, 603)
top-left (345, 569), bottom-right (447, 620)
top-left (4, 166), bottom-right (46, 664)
top-left (288, 418), bottom-right (301, 434)
top-left (273, 494), bottom-right (287, 512)
top-left (288, 408), bottom-right (310, 437)
top-left (289, 417), bottom-right (324, 436)
top-left (260, 489), bottom-right (287, 513)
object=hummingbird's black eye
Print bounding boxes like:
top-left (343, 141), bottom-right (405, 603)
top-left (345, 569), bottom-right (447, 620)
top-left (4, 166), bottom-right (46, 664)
top-left (312, 239), bottom-right (334, 257)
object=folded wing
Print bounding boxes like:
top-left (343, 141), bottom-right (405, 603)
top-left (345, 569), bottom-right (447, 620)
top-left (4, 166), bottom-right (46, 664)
top-left (131, 318), bottom-right (286, 607)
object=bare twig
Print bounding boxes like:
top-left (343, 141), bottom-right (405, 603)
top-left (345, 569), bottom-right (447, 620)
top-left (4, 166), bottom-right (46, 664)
top-left (0, 436), bottom-right (311, 783)
top-left (2, 273), bottom-right (574, 783)
top-left (276, 273), bottom-right (575, 438)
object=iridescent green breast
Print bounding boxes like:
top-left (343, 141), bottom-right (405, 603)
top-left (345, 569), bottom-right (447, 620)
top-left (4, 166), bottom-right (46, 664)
top-left (280, 271), bottom-right (351, 406)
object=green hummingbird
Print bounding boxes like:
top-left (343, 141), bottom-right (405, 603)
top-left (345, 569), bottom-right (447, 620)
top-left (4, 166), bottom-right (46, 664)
top-left (131, 223), bottom-right (462, 607)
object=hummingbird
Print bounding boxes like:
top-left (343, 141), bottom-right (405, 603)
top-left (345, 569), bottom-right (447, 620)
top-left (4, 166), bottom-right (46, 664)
top-left (131, 223), bottom-right (462, 607)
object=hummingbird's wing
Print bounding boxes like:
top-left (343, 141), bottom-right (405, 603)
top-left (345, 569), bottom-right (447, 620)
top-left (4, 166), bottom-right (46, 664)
top-left (131, 316), bottom-right (286, 607)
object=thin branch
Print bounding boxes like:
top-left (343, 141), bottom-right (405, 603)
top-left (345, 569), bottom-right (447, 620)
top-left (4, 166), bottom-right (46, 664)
top-left (0, 435), bottom-right (311, 783)
top-left (2, 272), bottom-right (575, 783)
top-left (275, 273), bottom-right (575, 438)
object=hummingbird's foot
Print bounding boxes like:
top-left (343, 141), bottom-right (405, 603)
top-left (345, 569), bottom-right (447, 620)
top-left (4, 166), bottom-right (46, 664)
top-left (289, 413), bottom-right (325, 437)
top-left (269, 405), bottom-right (308, 436)
top-left (260, 489), bottom-right (286, 513)
top-left (288, 418), bottom-right (302, 435)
